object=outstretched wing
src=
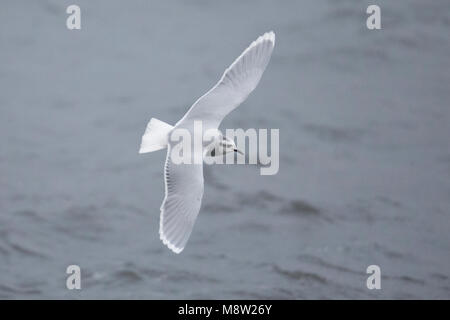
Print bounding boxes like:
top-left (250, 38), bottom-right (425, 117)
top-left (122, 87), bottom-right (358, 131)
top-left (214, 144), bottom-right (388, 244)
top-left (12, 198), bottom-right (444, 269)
top-left (159, 32), bottom-right (275, 253)
top-left (159, 144), bottom-right (204, 254)
top-left (176, 31), bottom-right (275, 130)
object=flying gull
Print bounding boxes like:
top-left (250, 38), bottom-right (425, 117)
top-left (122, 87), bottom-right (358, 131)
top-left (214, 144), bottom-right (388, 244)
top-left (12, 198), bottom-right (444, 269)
top-left (139, 31), bottom-right (275, 253)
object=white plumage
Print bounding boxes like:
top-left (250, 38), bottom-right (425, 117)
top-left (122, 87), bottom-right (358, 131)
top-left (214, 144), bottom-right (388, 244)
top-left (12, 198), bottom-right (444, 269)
top-left (140, 31), bottom-right (276, 253)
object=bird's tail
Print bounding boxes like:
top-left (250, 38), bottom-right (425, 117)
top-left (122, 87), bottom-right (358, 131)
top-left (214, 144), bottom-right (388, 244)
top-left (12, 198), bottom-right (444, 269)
top-left (139, 118), bottom-right (174, 153)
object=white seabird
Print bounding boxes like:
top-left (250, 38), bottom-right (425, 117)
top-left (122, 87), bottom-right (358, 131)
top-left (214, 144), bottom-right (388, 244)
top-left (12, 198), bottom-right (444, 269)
top-left (139, 31), bottom-right (276, 253)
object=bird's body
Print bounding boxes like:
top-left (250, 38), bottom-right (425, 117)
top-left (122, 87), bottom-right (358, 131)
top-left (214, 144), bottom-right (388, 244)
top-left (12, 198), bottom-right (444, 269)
top-left (139, 31), bottom-right (276, 253)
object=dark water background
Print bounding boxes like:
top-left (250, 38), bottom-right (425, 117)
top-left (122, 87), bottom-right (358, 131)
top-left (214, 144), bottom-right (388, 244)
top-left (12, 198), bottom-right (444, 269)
top-left (0, 0), bottom-right (449, 299)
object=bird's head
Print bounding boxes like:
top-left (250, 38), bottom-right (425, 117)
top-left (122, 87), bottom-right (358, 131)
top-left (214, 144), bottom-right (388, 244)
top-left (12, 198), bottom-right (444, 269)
top-left (220, 136), bottom-right (243, 155)
top-left (206, 135), bottom-right (244, 157)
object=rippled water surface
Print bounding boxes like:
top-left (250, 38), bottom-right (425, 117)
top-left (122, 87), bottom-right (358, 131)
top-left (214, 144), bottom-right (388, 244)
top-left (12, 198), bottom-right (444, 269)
top-left (1, 0), bottom-right (449, 299)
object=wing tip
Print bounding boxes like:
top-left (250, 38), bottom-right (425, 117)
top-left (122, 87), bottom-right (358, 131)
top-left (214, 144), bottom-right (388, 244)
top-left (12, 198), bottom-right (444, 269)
top-left (242, 31), bottom-right (275, 55)
top-left (159, 210), bottom-right (185, 254)
top-left (159, 228), bottom-right (184, 254)
top-left (265, 30), bottom-right (276, 44)
top-left (257, 30), bottom-right (276, 46)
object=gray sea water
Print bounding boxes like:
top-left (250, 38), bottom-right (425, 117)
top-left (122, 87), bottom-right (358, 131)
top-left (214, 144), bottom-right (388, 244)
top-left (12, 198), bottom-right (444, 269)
top-left (1, 0), bottom-right (449, 299)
